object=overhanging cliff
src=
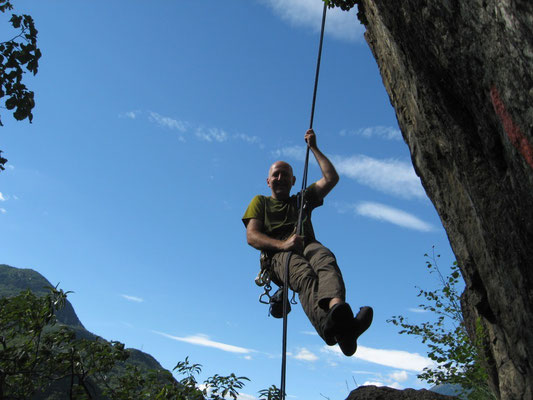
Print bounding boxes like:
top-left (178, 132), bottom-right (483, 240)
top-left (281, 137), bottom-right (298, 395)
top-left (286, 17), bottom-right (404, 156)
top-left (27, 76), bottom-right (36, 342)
top-left (356, 1), bottom-right (533, 399)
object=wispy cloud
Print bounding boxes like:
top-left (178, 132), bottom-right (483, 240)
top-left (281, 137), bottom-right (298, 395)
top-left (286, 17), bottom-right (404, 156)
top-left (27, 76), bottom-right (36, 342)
top-left (120, 110), bottom-right (140, 119)
top-left (149, 111), bottom-right (188, 132)
top-left (233, 133), bottom-right (261, 145)
top-left (355, 369), bottom-right (411, 389)
top-left (332, 155), bottom-right (425, 199)
top-left (153, 331), bottom-right (254, 354)
top-left (292, 348), bottom-right (319, 362)
top-left (350, 347), bottom-right (429, 371)
top-left (0, 192), bottom-right (5, 201)
top-left (300, 330), bottom-right (319, 336)
top-left (195, 127), bottom-right (228, 143)
top-left (324, 345), bottom-right (433, 371)
top-left (355, 201), bottom-right (434, 232)
top-left (261, 0), bottom-right (364, 42)
top-left (352, 369), bottom-right (381, 375)
top-left (120, 294), bottom-right (144, 303)
top-left (0, 208), bottom-right (6, 214)
top-left (389, 370), bottom-right (409, 382)
top-left (271, 145), bottom-right (307, 161)
top-left (340, 126), bottom-right (402, 141)
top-left (122, 110), bottom-right (262, 147)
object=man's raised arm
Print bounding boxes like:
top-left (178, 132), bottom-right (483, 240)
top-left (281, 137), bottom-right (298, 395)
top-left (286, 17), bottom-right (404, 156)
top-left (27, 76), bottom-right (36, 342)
top-left (305, 129), bottom-right (339, 201)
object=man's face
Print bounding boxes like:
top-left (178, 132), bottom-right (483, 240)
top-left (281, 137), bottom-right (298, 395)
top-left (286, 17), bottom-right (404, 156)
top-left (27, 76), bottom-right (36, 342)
top-left (267, 161), bottom-right (296, 200)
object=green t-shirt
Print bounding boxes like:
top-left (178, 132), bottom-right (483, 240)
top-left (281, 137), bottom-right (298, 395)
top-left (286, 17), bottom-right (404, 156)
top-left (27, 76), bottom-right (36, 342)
top-left (242, 184), bottom-right (323, 245)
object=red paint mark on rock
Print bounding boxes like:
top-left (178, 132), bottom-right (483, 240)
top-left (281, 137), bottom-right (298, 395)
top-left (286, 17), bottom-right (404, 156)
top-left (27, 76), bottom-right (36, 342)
top-left (490, 86), bottom-right (533, 169)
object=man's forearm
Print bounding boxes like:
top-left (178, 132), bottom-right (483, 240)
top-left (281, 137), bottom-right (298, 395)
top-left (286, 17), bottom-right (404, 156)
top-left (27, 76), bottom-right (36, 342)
top-left (311, 146), bottom-right (339, 185)
top-left (247, 229), bottom-right (286, 252)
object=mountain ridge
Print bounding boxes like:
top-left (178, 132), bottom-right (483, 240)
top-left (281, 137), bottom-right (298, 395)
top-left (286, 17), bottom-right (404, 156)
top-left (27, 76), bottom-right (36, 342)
top-left (0, 263), bottom-right (174, 398)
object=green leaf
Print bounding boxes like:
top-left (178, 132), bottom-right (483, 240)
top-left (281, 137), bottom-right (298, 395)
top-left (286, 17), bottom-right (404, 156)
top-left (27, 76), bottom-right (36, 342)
top-left (386, 249), bottom-right (496, 399)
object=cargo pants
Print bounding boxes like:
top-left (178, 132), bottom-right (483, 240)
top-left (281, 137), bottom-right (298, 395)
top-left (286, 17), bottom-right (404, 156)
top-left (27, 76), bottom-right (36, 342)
top-left (269, 241), bottom-right (346, 342)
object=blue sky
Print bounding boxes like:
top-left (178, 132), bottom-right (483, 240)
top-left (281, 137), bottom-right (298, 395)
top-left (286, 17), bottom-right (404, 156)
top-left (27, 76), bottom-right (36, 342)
top-left (1, 1), bottom-right (458, 399)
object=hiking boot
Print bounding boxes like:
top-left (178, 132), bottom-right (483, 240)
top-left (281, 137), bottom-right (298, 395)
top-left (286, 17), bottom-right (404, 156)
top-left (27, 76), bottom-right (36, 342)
top-left (336, 306), bottom-right (373, 357)
top-left (323, 302), bottom-right (354, 346)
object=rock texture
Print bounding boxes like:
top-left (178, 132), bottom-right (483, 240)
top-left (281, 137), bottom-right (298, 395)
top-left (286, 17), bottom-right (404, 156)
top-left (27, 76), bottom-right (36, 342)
top-left (345, 386), bottom-right (456, 400)
top-left (356, 1), bottom-right (533, 399)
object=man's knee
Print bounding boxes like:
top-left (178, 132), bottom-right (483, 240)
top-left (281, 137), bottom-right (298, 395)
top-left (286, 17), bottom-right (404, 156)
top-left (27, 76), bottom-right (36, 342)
top-left (304, 241), bottom-right (335, 260)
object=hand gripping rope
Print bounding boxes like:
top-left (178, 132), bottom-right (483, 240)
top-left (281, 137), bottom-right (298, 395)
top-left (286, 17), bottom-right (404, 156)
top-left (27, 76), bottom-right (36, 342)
top-left (279, 3), bottom-right (328, 399)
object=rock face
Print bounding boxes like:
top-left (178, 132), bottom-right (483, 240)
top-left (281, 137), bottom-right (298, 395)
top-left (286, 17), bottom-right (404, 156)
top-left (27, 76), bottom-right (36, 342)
top-left (356, 1), bottom-right (533, 399)
top-left (346, 386), bottom-right (456, 400)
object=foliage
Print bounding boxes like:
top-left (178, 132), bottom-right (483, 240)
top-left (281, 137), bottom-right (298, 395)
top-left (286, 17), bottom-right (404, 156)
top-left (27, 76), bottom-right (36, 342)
top-left (387, 250), bottom-right (495, 400)
top-left (0, 0), bottom-right (41, 171)
top-left (0, 284), bottom-right (272, 399)
top-left (107, 356), bottom-right (250, 399)
top-left (0, 286), bottom-right (127, 398)
top-left (103, 360), bottom-right (203, 400)
top-left (204, 372), bottom-right (250, 400)
top-left (0, 286), bottom-right (65, 398)
top-left (323, 0), bottom-right (358, 11)
top-left (258, 385), bottom-right (282, 400)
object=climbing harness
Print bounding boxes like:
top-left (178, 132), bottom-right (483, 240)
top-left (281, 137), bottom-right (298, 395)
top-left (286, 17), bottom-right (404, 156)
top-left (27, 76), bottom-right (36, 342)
top-left (257, 252), bottom-right (297, 318)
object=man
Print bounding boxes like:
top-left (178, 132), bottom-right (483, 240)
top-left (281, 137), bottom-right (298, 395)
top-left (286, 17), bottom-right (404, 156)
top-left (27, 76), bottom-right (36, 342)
top-left (242, 129), bottom-right (372, 356)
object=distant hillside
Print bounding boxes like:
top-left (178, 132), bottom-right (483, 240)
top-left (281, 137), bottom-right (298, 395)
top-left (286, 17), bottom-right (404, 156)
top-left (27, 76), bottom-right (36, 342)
top-left (0, 264), bottom-right (175, 399)
top-left (0, 264), bottom-right (85, 328)
top-left (431, 384), bottom-right (467, 398)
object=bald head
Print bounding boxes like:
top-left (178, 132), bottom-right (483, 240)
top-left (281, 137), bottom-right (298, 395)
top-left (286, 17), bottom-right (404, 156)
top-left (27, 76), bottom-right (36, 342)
top-left (269, 161), bottom-right (293, 177)
top-left (267, 161), bottom-right (296, 200)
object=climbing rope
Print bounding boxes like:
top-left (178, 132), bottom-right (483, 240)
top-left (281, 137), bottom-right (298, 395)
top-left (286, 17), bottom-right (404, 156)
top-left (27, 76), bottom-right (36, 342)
top-left (280, 3), bottom-right (328, 399)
